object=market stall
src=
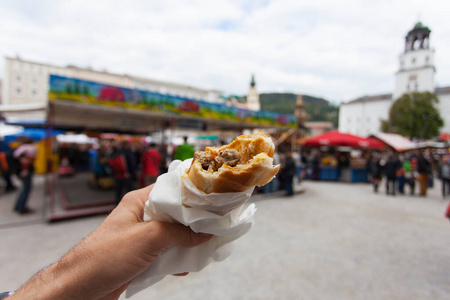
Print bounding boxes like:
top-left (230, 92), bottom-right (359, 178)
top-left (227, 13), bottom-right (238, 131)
top-left (301, 130), bottom-right (385, 182)
top-left (40, 75), bottom-right (298, 221)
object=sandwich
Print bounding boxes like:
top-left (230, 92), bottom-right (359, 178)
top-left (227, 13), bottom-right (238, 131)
top-left (187, 132), bottom-right (280, 194)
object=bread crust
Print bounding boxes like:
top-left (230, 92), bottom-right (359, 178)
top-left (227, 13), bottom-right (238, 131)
top-left (187, 132), bottom-right (280, 194)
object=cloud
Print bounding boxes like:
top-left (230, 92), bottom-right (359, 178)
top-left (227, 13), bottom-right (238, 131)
top-left (1, 0), bottom-right (450, 104)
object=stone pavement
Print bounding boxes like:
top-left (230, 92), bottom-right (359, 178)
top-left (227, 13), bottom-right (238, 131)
top-left (1, 177), bottom-right (449, 300)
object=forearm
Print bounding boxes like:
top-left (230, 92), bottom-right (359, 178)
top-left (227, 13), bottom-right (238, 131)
top-left (10, 241), bottom-right (105, 300)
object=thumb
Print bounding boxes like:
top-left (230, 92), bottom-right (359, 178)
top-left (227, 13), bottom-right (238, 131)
top-left (148, 220), bottom-right (213, 250)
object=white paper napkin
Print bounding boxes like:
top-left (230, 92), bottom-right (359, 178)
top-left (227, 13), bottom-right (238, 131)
top-left (126, 159), bottom-right (256, 298)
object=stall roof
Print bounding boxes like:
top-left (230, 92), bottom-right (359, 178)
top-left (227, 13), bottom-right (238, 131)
top-left (370, 133), bottom-right (416, 152)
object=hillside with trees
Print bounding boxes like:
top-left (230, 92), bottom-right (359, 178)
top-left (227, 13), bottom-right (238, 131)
top-left (258, 93), bottom-right (339, 128)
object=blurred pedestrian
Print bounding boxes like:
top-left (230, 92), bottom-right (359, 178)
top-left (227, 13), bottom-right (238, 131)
top-left (438, 154), bottom-right (450, 199)
top-left (396, 155), bottom-right (406, 194)
top-left (173, 136), bottom-right (195, 161)
top-left (13, 136), bottom-right (37, 214)
top-left (417, 152), bottom-right (431, 196)
top-left (264, 150), bottom-right (280, 194)
top-left (159, 143), bottom-right (169, 174)
top-left (384, 153), bottom-right (401, 196)
top-left (311, 152), bottom-right (321, 181)
top-left (281, 151), bottom-right (297, 196)
top-left (108, 141), bottom-right (134, 205)
top-left (122, 141), bottom-right (137, 182)
top-left (368, 155), bottom-right (382, 193)
top-left (140, 143), bottom-right (161, 187)
top-left (404, 156), bottom-right (416, 195)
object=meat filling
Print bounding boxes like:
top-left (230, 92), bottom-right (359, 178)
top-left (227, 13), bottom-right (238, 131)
top-left (194, 148), bottom-right (241, 171)
top-left (194, 152), bottom-right (216, 171)
top-left (216, 148), bottom-right (240, 167)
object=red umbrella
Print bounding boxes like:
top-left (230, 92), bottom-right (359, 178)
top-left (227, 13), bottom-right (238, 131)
top-left (301, 130), bottom-right (384, 149)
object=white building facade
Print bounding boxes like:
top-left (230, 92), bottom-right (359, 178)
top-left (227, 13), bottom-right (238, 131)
top-left (339, 22), bottom-right (450, 137)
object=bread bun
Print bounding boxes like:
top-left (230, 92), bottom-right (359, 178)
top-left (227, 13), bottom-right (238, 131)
top-left (187, 132), bottom-right (280, 194)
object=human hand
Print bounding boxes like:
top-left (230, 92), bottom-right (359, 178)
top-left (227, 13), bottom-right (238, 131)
top-left (10, 185), bottom-right (213, 300)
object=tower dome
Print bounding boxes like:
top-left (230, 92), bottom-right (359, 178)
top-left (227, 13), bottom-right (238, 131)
top-left (405, 22), bottom-right (431, 52)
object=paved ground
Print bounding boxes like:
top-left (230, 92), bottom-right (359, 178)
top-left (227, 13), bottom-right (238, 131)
top-left (1, 176), bottom-right (449, 300)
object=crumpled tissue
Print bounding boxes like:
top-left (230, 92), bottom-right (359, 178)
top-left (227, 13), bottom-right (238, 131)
top-left (126, 159), bottom-right (256, 298)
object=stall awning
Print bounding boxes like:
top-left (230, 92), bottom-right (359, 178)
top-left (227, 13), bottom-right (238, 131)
top-left (369, 133), bottom-right (416, 152)
top-left (301, 130), bottom-right (385, 150)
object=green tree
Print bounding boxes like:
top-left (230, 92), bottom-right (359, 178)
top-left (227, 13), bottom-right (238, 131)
top-left (381, 92), bottom-right (443, 139)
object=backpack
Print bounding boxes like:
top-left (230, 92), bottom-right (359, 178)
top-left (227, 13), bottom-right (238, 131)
top-left (108, 154), bottom-right (129, 179)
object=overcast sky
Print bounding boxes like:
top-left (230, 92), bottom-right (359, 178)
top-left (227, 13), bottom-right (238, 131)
top-left (1, 0), bottom-right (449, 104)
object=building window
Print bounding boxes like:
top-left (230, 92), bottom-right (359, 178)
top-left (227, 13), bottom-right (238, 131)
top-left (32, 89), bottom-right (37, 96)
top-left (16, 87), bottom-right (21, 95)
top-left (16, 75), bottom-right (21, 82)
top-left (411, 57), bottom-right (416, 64)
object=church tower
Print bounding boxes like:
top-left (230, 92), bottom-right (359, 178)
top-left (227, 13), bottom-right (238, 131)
top-left (247, 74), bottom-right (260, 111)
top-left (393, 22), bottom-right (435, 100)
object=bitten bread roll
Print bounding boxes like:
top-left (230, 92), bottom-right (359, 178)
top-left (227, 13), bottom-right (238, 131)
top-left (187, 132), bottom-right (280, 194)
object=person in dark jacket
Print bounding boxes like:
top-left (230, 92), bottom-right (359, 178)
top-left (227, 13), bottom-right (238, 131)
top-left (368, 155), bottom-right (382, 193)
top-left (108, 141), bottom-right (135, 205)
top-left (281, 152), bottom-right (297, 196)
top-left (384, 153), bottom-right (401, 196)
top-left (417, 152), bottom-right (431, 196)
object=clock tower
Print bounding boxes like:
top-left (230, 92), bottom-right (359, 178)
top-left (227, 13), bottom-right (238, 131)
top-left (393, 22), bottom-right (435, 100)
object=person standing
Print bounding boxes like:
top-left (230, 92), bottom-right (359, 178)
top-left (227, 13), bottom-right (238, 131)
top-left (108, 141), bottom-right (134, 205)
top-left (13, 136), bottom-right (37, 214)
top-left (263, 150), bottom-right (280, 194)
top-left (384, 153), bottom-right (401, 196)
top-left (368, 155), bottom-right (382, 193)
top-left (404, 157), bottom-right (416, 195)
top-left (417, 152), bottom-right (431, 196)
top-left (141, 143), bottom-right (162, 187)
top-left (438, 155), bottom-right (450, 199)
top-left (173, 136), bottom-right (195, 161)
top-left (396, 155), bottom-right (406, 194)
top-left (281, 151), bottom-right (297, 196)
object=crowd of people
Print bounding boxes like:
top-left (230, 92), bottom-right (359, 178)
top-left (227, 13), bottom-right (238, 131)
top-left (0, 135), bottom-right (198, 214)
top-left (2, 133), bottom-right (450, 216)
top-left (367, 150), bottom-right (450, 199)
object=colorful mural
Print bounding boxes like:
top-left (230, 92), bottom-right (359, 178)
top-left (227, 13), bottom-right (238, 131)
top-left (48, 75), bottom-right (297, 128)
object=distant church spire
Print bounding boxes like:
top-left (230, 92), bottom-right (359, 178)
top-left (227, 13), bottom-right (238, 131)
top-left (247, 74), bottom-right (260, 111)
